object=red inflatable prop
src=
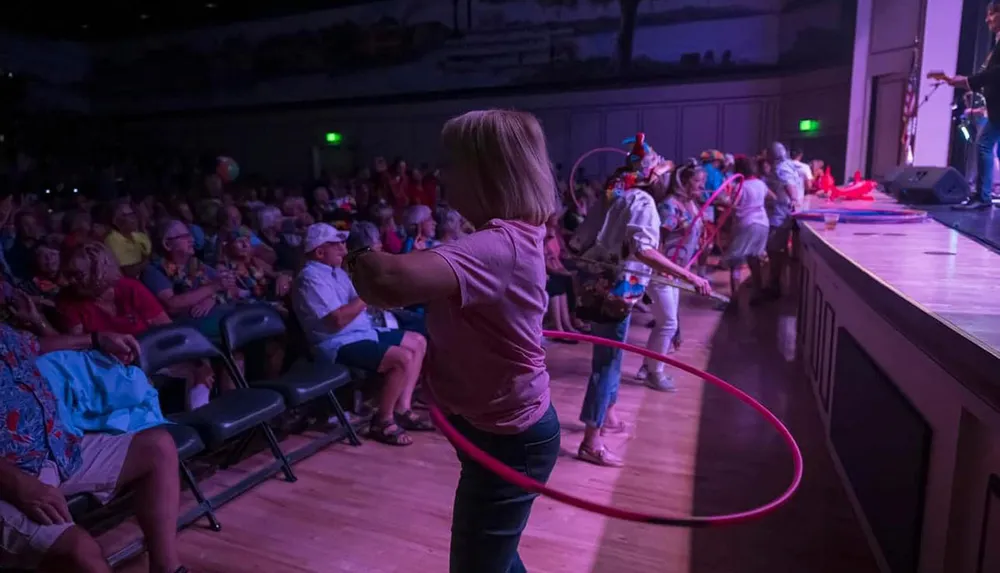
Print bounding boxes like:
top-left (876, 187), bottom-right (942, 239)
top-left (428, 330), bottom-right (804, 528)
top-left (819, 167), bottom-right (877, 201)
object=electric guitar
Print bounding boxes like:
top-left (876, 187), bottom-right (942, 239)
top-left (926, 71), bottom-right (952, 83)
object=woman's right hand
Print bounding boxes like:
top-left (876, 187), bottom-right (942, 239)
top-left (687, 273), bottom-right (712, 296)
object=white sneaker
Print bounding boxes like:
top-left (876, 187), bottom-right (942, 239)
top-left (645, 371), bottom-right (677, 392)
top-left (635, 364), bottom-right (649, 381)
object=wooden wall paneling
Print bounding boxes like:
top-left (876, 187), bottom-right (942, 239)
top-left (538, 110), bottom-right (571, 170)
top-left (822, 301), bottom-right (837, 412)
top-left (721, 101), bottom-right (764, 156)
top-left (603, 109), bottom-right (639, 177)
top-left (569, 112), bottom-right (605, 180)
top-left (978, 474), bottom-right (1000, 572)
top-left (641, 107), bottom-right (680, 162)
top-left (811, 285), bottom-right (824, 383)
top-left (680, 104), bottom-right (721, 159)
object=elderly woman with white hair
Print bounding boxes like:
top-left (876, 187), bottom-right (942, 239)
top-left (401, 204), bottom-right (438, 253)
top-left (436, 208), bottom-right (468, 243)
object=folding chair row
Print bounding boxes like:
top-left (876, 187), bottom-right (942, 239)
top-left (132, 303), bottom-right (361, 531)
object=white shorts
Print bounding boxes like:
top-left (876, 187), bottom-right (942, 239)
top-left (0, 432), bottom-right (133, 569)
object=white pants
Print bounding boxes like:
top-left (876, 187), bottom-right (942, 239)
top-left (643, 283), bottom-right (680, 373)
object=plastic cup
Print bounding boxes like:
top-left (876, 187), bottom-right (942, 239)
top-left (823, 213), bottom-right (840, 231)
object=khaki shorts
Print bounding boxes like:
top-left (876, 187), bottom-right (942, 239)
top-left (0, 432), bottom-right (133, 569)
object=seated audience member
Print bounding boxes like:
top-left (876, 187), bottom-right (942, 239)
top-left (0, 321), bottom-right (185, 573)
top-left (141, 218), bottom-right (237, 339)
top-left (311, 185), bottom-right (337, 221)
top-left (217, 205), bottom-right (275, 266)
top-left (371, 203), bottom-right (403, 254)
top-left (6, 210), bottom-right (45, 279)
top-left (256, 206), bottom-right (301, 272)
top-left (436, 209), bottom-right (467, 243)
top-left (543, 214), bottom-right (581, 336)
top-left (59, 241), bottom-right (215, 410)
top-left (61, 210), bottom-right (93, 251)
top-left (401, 205), bottom-right (438, 253)
top-left (217, 228), bottom-right (292, 307)
top-left (171, 200), bottom-right (205, 253)
top-left (292, 223), bottom-right (430, 446)
top-left (104, 199), bottom-right (152, 279)
top-left (30, 244), bottom-right (66, 306)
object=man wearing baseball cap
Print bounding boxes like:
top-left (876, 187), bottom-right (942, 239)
top-left (291, 223), bottom-right (430, 446)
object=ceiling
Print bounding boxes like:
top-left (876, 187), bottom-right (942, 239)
top-left (4, 1), bottom-right (383, 42)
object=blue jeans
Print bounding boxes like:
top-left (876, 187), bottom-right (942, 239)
top-left (449, 404), bottom-right (561, 573)
top-left (579, 315), bottom-right (631, 428)
top-left (976, 119), bottom-right (1000, 203)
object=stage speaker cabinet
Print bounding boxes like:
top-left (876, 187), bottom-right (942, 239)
top-left (887, 166), bottom-right (969, 205)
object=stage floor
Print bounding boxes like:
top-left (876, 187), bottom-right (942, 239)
top-left (924, 204), bottom-right (1000, 254)
top-left (111, 293), bottom-right (878, 573)
top-left (805, 194), bottom-right (1000, 355)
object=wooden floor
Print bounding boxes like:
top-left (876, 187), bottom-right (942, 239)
top-left (111, 282), bottom-right (879, 572)
top-left (802, 193), bottom-right (1000, 353)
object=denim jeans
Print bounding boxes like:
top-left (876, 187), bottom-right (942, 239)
top-left (579, 315), bottom-right (631, 428)
top-left (976, 119), bottom-right (1000, 203)
top-left (449, 404), bottom-right (561, 573)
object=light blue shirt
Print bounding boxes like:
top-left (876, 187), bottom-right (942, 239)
top-left (292, 260), bottom-right (377, 360)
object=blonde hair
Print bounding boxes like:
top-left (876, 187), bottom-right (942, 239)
top-left (65, 241), bottom-right (122, 295)
top-left (441, 109), bottom-right (557, 226)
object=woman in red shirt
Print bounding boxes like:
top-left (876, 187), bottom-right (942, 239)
top-left (58, 241), bottom-right (215, 409)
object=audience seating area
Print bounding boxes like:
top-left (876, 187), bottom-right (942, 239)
top-left (64, 304), bottom-right (366, 569)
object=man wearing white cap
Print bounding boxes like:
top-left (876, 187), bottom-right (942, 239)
top-left (292, 223), bottom-right (430, 446)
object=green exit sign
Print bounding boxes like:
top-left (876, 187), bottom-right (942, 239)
top-left (325, 132), bottom-right (343, 145)
top-left (799, 119), bottom-right (820, 133)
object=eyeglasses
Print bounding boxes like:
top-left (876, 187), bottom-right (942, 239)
top-left (165, 232), bottom-right (192, 241)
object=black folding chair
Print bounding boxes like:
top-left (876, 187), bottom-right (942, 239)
top-left (138, 324), bottom-right (297, 483)
top-left (219, 304), bottom-right (362, 446)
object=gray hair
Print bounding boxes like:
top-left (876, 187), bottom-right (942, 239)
top-left (255, 205), bottom-right (283, 232)
top-left (439, 209), bottom-right (466, 237)
top-left (770, 142), bottom-right (789, 161)
top-left (347, 221), bottom-right (381, 252)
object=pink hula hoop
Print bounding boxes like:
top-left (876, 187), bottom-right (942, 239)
top-left (569, 147), bottom-right (628, 209)
top-left (677, 174), bottom-right (745, 268)
top-left (429, 329), bottom-right (804, 528)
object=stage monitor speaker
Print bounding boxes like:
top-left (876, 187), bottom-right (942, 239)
top-left (888, 165), bottom-right (969, 205)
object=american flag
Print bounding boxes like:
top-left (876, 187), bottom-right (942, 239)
top-left (900, 39), bottom-right (921, 165)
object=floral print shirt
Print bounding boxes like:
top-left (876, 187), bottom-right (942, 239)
top-left (0, 324), bottom-right (82, 478)
top-left (657, 196), bottom-right (703, 267)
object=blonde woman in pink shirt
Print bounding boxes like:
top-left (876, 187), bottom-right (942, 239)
top-left (348, 109), bottom-right (557, 573)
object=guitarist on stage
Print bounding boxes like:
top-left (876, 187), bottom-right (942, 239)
top-left (934, 0), bottom-right (1000, 210)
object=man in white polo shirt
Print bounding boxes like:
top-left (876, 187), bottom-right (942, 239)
top-left (292, 223), bottom-right (430, 446)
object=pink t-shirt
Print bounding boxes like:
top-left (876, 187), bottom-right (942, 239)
top-left (426, 218), bottom-right (551, 434)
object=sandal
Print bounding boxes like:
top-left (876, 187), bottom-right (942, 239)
top-left (395, 410), bottom-right (434, 432)
top-left (600, 420), bottom-right (628, 436)
top-left (577, 444), bottom-right (624, 467)
top-left (369, 419), bottom-right (413, 446)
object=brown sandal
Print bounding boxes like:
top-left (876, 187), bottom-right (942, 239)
top-left (369, 420), bottom-right (413, 446)
top-left (395, 410), bottom-right (434, 432)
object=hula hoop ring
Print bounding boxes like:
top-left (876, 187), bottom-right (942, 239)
top-left (569, 147), bottom-right (628, 210)
top-left (793, 208), bottom-right (927, 224)
top-left (679, 173), bottom-right (745, 268)
top-left (428, 330), bottom-right (804, 528)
